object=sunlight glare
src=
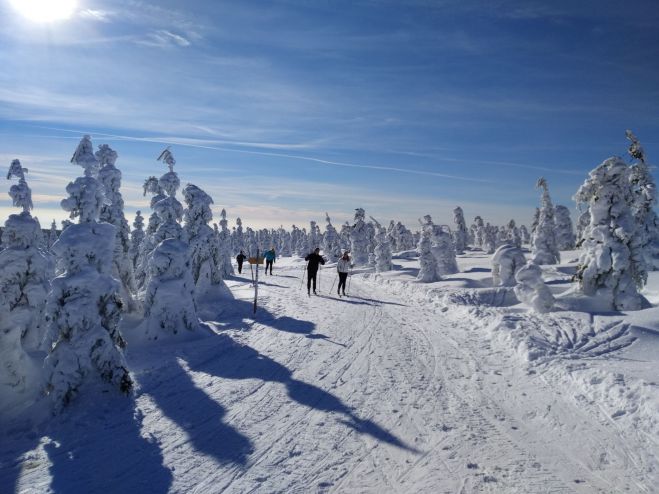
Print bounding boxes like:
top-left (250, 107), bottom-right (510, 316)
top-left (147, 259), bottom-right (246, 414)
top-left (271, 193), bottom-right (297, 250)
top-left (9, 0), bottom-right (78, 23)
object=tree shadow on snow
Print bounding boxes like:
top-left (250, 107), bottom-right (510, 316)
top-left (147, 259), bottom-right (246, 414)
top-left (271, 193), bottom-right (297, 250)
top-left (185, 335), bottom-right (418, 454)
top-left (43, 392), bottom-right (174, 494)
top-left (138, 356), bottom-right (254, 470)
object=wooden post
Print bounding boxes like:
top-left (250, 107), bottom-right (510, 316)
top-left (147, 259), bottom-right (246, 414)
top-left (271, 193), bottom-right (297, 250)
top-left (253, 248), bottom-right (259, 314)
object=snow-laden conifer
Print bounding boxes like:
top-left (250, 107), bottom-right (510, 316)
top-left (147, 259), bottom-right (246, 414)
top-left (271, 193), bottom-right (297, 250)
top-left (232, 217), bottom-right (245, 255)
top-left (44, 136), bottom-right (132, 409)
top-left (350, 208), bottom-right (369, 265)
top-left (472, 216), bottom-right (485, 250)
top-left (421, 215), bottom-right (459, 275)
top-left (626, 130), bottom-right (659, 270)
top-left (183, 184), bottom-right (226, 301)
top-left (323, 213), bottom-right (342, 260)
top-left (48, 219), bottom-right (58, 250)
top-left (531, 178), bottom-right (560, 264)
top-left (370, 217), bottom-right (393, 272)
top-left (417, 229), bottom-right (440, 282)
top-left (514, 262), bottom-right (554, 313)
top-left (129, 211), bottom-right (145, 270)
top-left (0, 160), bottom-right (51, 397)
top-left (491, 243), bottom-right (526, 287)
top-left (574, 157), bottom-right (646, 310)
top-left (96, 144), bottom-right (136, 311)
top-left (554, 205), bottom-right (576, 250)
top-left (452, 207), bottom-right (468, 254)
top-left (216, 208), bottom-right (234, 277)
top-left (575, 209), bottom-right (590, 247)
top-left (519, 225), bottom-right (531, 245)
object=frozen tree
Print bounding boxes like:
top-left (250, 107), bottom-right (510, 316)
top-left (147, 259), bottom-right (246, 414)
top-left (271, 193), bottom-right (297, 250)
top-left (530, 208), bottom-right (540, 237)
top-left (627, 130), bottom-right (659, 270)
top-left (554, 205), bottom-right (576, 250)
top-left (134, 176), bottom-right (167, 289)
top-left (472, 216), bottom-right (485, 249)
top-left (491, 244), bottom-right (526, 287)
top-left (421, 215), bottom-right (459, 275)
top-left (506, 219), bottom-right (522, 248)
top-left (44, 136), bottom-right (132, 409)
top-left (96, 144), bottom-right (136, 311)
top-left (0, 160), bottom-right (51, 396)
top-left (452, 207), bottom-right (468, 254)
top-left (417, 229), bottom-right (440, 282)
top-left (183, 183), bottom-right (226, 301)
top-left (129, 211), bottom-right (145, 270)
top-left (232, 217), bottom-right (245, 255)
top-left (575, 209), bottom-right (590, 247)
top-left (514, 262), bottom-right (554, 313)
top-left (323, 213), bottom-right (342, 260)
top-left (47, 219), bottom-right (58, 250)
top-left (574, 157), bottom-right (646, 310)
top-left (279, 227), bottom-right (292, 256)
top-left (370, 217), bottom-right (393, 272)
top-left (339, 222), bottom-right (352, 251)
top-left (531, 178), bottom-right (560, 264)
top-left (142, 239), bottom-right (198, 339)
top-left (350, 208), bottom-right (370, 265)
top-left (246, 227), bottom-right (259, 256)
top-left (366, 221), bottom-right (377, 266)
top-left (519, 224), bottom-right (530, 245)
top-left (483, 223), bottom-right (496, 254)
top-left (216, 208), bottom-right (234, 277)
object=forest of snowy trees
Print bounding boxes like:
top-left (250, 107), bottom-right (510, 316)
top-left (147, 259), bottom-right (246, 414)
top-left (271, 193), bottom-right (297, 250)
top-left (1, 131), bottom-right (658, 415)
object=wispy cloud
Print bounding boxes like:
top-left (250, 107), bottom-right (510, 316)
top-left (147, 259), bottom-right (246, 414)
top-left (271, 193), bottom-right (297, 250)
top-left (137, 30), bottom-right (191, 48)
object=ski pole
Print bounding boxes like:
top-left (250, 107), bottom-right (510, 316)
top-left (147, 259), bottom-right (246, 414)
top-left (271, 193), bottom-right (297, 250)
top-left (318, 264), bottom-right (321, 291)
top-left (347, 268), bottom-right (353, 294)
top-left (330, 274), bottom-right (337, 295)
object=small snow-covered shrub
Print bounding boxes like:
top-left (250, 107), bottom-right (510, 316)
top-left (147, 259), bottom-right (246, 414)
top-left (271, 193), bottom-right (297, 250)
top-left (491, 244), bottom-right (526, 287)
top-left (514, 262), bottom-right (554, 313)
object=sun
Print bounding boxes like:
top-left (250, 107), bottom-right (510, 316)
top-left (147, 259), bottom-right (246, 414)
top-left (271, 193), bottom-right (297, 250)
top-left (9, 0), bottom-right (78, 23)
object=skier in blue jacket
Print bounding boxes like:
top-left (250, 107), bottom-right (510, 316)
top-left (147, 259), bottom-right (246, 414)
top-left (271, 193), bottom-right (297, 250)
top-left (264, 248), bottom-right (276, 275)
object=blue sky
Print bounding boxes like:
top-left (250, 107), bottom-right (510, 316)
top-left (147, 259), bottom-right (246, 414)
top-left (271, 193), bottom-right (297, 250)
top-left (0, 0), bottom-right (658, 230)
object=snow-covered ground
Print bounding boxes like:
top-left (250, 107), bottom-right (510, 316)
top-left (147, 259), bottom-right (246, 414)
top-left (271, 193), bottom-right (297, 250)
top-left (2, 251), bottom-right (658, 493)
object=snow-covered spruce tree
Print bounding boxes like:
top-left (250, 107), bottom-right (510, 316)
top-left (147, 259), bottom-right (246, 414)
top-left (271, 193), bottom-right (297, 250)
top-left (530, 208), bottom-right (540, 237)
top-left (350, 208), bottom-right (370, 265)
top-left (531, 178), bottom-right (560, 264)
top-left (216, 208), bottom-right (234, 277)
top-left (183, 183), bottom-right (226, 301)
top-left (575, 209), bottom-right (590, 247)
top-left (339, 222), bottom-right (352, 252)
top-left (134, 176), bottom-right (166, 290)
top-left (44, 136), bottom-right (132, 409)
top-left (519, 224), bottom-right (530, 245)
top-left (574, 157), bottom-right (646, 310)
top-left (554, 205), bottom-right (576, 250)
top-left (232, 217), bottom-right (245, 255)
top-left (506, 219), bottom-right (522, 248)
top-left (514, 262), bottom-right (554, 313)
top-left (370, 217), bottom-right (393, 272)
top-left (386, 220), bottom-right (397, 251)
top-left (129, 211), bottom-right (145, 270)
top-left (452, 207), bottom-right (468, 254)
top-left (366, 221), bottom-right (377, 266)
top-left (395, 221), bottom-right (415, 251)
top-left (96, 144), bottom-right (136, 311)
top-left (0, 160), bottom-right (51, 395)
top-left (491, 243), bottom-right (526, 287)
top-left (421, 215), bottom-right (459, 275)
top-left (483, 223), bottom-right (496, 254)
top-left (472, 216), bottom-right (485, 249)
top-left (279, 227), bottom-right (292, 256)
top-left (626, 130), bottom-right (659, 270)
top-left (142, 238), bottom-right (198, 339)
top-left (48, 219), bottom-right (58, 250)
top-left (417, 228), bottom-right (440, 282)
top-left (323, 213), bottom-right (342, 260)
top-left (245, 227), bottom-right (258, 256)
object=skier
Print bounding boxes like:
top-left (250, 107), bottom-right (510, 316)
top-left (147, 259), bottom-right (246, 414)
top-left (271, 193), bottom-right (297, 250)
top-left (336, 251), bottom-right (352, 296)
top-left (264, 247), bottom-right (276, 275)
top-left (236, 250), bottom-right (246, 274)
top-left (304, 247), bottom-right (326, 295)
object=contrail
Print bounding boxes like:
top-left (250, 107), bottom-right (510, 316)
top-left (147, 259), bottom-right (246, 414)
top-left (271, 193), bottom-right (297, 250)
top-left (32, 126), bottom-right (505, 185)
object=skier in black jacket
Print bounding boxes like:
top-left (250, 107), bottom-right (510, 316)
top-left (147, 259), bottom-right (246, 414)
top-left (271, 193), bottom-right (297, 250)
top-left (236, 250), bottom-right (246, 274)
top-left (304, 248), bottom-right (326, 295)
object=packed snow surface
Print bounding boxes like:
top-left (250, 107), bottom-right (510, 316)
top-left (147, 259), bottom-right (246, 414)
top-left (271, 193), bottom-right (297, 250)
top-left (2, 251), bottom-right (658, 493)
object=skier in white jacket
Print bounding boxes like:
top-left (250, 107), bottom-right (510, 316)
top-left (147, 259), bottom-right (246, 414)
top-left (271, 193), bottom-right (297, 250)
top-left (336, 251), bottom-right (352, 296)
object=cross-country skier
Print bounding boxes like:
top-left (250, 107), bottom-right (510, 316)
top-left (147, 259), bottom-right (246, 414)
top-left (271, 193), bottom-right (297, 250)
top-left (336, 251), bottom-right (352, 296)
top-left (264, 247), bottom-right (276, 275)
top-left (236, 250), bottom-right (246, 274)
top-left (305, 247), bottom-right (325, 295)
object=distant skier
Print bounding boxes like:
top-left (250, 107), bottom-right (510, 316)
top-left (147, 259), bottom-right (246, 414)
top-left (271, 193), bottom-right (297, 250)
top-left (236, 250), bottom-right (246, 274)
top-left (336, 251), bottom-right (352, 296)
top-left (264, 247), bottom-right (276, 275)
top-left (304, 247), bottom-right (326, 295)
